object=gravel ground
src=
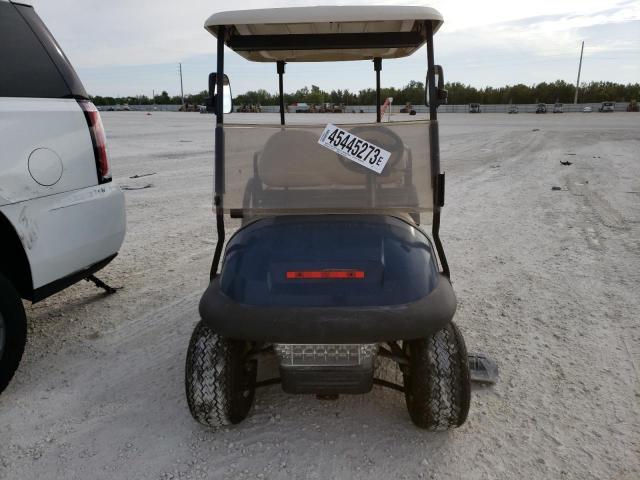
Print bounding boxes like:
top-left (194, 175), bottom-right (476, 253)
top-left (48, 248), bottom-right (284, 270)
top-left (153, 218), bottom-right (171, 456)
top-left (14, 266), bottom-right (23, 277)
top-left (1, 112), bottom-right (638, 480)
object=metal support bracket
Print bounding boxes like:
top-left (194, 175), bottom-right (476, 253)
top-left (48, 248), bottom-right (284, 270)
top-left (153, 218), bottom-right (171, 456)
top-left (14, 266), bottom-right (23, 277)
top-left (437, 173), bottom-right (445, 207)
top-left (84, 274), bottom-right (119, 294)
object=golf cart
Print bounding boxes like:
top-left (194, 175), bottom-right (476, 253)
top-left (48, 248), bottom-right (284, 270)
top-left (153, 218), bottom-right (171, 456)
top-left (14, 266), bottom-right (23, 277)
top-left (599, 101), bottom-right (615, 112)
top-left (185, 5), bottom-right (480, 431)
top-left (469, 103), bottom-right (481, 113)
top-left (536, 103), bottom-right (547, 114)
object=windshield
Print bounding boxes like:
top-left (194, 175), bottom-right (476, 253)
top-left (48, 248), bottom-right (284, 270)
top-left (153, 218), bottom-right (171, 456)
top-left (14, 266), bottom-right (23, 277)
top-left (221, 120), bottom-right (432, 217)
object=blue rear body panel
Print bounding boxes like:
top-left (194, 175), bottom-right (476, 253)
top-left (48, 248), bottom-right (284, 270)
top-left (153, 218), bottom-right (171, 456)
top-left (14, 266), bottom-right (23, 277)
top-left (220, 215), bottom-right (439, 307)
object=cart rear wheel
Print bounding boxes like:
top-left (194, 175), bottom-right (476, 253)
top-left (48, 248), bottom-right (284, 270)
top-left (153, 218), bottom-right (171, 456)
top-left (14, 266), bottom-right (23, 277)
top-left (185, 321), bottom-right (256, 427)
top-left (403, 322), bottom-right (470, 430)
top-left (0, 273), bottom-right (27, 395)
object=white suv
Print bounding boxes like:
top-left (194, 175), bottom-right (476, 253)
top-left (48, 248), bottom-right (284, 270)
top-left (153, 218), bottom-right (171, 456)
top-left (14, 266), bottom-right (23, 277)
top-left (0, 0), bottom-right (126, 393)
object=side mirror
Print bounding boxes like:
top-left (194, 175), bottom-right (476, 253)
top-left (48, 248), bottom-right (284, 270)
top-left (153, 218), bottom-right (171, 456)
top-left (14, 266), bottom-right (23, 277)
top-left (425, 65), bottom-right (448, 107)
top-left (207, 73), bottom-right (232, 114)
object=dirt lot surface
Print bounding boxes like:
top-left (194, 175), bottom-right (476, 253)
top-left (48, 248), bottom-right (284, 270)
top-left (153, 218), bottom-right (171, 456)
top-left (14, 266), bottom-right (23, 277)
top-left (1, 112), bottom-right (639, 479)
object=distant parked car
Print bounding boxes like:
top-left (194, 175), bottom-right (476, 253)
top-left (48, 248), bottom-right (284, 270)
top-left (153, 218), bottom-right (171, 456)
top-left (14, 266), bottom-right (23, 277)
top-left (508, 105), bottom-right (518, 114)
top-left (293, 102), bottom-right (310, 113)
top-left (583, 106), bottom-right (592, 113)
top-left (399, 102), bottom-right (414, 114)
top-left (553, 103), bottom-right (563, 113)
top-left (0, 0), bottom-right (126, 394)
top-left (535, 103), bottom-right (547, 114)
top-left (599, 102), bottom-right (614, 112)
top-left (469, 103), bottom-right (481, 113)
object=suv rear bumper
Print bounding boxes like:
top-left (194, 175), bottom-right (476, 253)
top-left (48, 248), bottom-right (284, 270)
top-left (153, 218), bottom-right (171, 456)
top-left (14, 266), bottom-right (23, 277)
top-left (0, 183), bottom-right (125, 295)
top-left (32, 253), bottom-right (117, 302)
top-left (200, 273), bottom-right (456, 343)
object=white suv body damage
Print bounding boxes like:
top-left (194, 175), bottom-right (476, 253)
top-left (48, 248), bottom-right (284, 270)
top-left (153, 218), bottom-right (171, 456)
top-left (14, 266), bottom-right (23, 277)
top-left (0, 183), bottom-right (125, 289)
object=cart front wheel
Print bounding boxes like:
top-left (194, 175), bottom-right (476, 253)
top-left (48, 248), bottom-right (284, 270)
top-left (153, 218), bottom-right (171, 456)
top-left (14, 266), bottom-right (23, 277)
top-left (185, 321), bottom-right (256, 427)
top-left (403, 322), bottom-right (471, 430)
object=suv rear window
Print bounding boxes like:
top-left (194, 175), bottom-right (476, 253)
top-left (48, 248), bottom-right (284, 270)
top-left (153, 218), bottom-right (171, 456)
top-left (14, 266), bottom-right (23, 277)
top-left (0, 3), bottom-right (84, 98)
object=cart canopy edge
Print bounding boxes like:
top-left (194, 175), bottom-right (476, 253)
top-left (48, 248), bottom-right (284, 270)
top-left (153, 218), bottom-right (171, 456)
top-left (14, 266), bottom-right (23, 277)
top-left (204, 5), bottom-right (443, 62)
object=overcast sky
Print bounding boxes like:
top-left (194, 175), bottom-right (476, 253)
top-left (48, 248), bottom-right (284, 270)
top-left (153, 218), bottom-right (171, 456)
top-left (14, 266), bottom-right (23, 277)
top-left (27, 0), bottom-right (640, 97)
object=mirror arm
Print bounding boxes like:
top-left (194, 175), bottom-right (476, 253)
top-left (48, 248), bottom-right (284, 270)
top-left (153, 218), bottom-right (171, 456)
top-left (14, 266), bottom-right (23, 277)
top-left (436, 65), bottom-right (447, 105)
top-left (426, 65), bottom-right (447, 108)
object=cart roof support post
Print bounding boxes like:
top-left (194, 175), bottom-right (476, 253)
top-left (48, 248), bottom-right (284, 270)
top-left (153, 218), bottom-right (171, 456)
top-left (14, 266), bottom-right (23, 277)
top-left (374, 57), bottom-right (382, 123)
top-left (277, 61), bottom-right (286, 125)
top-left (425, 20), bottom-right (449, 278)
top-left (367, 57), bottom-right (383, 207)
top-left (211, 25), bottom-right (226, 279)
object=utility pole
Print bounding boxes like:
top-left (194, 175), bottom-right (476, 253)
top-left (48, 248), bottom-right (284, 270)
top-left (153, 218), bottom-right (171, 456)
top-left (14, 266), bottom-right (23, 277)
top-left (179, 62), bottom-right (184, 105)
top-left (574, 41), bottom-right (584, 105)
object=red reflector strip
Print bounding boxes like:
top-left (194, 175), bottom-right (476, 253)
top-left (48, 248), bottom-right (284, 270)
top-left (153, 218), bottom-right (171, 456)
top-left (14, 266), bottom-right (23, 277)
top-left (286, 270), bottom-right (365, 280)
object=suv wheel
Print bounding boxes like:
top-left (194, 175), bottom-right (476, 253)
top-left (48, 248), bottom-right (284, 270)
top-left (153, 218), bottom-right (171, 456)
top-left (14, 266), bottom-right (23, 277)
top-left (185, 321), bottom-right (257, 428)
top-left (403, 322), bottom-right (471, 430)
top-left (0, 273), bottom-right (27, 394)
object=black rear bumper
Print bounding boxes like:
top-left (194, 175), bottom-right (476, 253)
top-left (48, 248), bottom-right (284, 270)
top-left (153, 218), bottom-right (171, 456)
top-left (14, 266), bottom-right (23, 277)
top-left (199, 273), bottom-right (456, 343)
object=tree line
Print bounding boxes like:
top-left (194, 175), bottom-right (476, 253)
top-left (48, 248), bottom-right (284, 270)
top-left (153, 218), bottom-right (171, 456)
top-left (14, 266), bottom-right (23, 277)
top-left (91, 90), bottom-right (201, 107)
top-left (90, 80), bottom-right (639, 107)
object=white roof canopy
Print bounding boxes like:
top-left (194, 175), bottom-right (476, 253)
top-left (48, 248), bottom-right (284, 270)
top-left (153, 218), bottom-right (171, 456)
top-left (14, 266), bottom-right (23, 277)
top-left (204, 5), bottom-right (443, 62)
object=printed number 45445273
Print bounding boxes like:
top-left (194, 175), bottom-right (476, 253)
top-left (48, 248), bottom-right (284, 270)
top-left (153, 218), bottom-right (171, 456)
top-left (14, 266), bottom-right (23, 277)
top-left (327, 128), bottom-right (381, 163)
top-left (318, 124), bottom-right (391, 174)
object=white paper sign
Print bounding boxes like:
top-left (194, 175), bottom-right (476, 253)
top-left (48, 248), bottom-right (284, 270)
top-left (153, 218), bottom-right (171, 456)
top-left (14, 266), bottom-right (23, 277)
top-left (318, 124), bottom-right (391, 174)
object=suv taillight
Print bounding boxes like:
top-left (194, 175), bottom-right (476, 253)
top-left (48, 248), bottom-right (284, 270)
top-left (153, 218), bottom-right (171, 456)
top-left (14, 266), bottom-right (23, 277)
top-left (78, 100), bottom-right (111, 183)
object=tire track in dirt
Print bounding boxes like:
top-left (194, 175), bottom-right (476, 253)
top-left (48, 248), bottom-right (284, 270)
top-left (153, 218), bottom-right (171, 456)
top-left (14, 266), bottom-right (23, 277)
top-left (441, 123), bottom-right (639, 479)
